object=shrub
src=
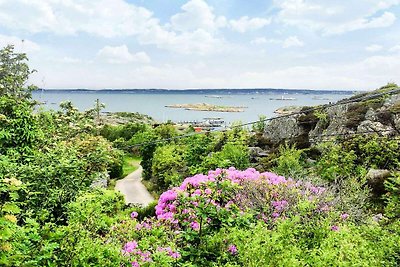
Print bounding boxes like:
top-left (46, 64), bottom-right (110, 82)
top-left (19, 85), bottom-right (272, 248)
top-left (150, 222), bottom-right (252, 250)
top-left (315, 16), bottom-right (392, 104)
top-left (151, 144), bottom-right (187, 188)
top-left (384, 173), bottom-right (400, 219)
top-left (228, 219), bottom-right (400, 267)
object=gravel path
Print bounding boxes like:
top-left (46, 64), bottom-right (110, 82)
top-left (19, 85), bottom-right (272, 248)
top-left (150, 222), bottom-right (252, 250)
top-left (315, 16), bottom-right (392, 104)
top-left (115, 166), bottom-right (154, 206)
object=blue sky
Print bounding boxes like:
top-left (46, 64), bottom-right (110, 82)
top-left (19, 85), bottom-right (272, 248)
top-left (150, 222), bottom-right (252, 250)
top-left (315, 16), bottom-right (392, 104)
top-left (0, 0), bottom-right (399, 90)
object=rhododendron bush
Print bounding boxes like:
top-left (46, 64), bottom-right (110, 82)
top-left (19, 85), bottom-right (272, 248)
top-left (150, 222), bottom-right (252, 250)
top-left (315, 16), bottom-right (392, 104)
top-left (118, 168), bottom-right (338, 266)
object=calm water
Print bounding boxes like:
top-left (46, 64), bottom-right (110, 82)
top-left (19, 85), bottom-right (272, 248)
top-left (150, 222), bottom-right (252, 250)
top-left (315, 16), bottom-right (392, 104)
top-left (32, 90), bottom-right (353, 124)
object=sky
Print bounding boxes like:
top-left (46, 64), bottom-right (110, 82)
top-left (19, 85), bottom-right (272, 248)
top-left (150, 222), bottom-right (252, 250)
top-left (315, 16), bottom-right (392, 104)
top-left (0, 0), bottom-right (400, 90)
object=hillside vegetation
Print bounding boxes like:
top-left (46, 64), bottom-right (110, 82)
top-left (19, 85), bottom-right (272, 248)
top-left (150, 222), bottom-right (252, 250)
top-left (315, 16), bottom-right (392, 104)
top-left (1, 45), bottom-right (399, 266)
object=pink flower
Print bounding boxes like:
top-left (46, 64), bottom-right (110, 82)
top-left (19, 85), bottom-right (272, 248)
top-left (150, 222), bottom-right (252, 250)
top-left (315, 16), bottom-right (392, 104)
top-left (272, 212), bottom-right (280, 218)
top-left (123, 241), bottom-right (138, 253)
top-left (190, 221), bottom-right (200, 230)
top-left (131, 262), bottom-right (139, 267)
top-left (130, 211), bottom-right (138, 219)
top-left (205, 188), bottom-right (212, 195)
top-left (228, 244), bottom-right (237, 255)
top-left (170, 251), bottom-right (181, 259)
top-left (330, 225), bottom-right (339, 231)
top-left (340, 213), bottom-right (349, 220)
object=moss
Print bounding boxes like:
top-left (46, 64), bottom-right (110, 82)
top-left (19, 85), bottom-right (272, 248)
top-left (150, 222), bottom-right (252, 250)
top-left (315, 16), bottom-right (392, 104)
top-left (345, 103), bottom-right (369, 130)
top-left (342, 83), bottom-right (398, 103)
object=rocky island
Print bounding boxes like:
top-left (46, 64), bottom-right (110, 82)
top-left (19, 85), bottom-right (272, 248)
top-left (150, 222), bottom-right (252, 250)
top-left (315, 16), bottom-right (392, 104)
top-left (165, 103), bottom-right (247, 112)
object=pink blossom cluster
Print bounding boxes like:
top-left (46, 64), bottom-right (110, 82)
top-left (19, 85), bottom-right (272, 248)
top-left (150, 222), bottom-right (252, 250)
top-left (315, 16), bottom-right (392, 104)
top-left (155, 167), bottom-right (330, 225)
top-left (123, 240), bottom-right (181, 265)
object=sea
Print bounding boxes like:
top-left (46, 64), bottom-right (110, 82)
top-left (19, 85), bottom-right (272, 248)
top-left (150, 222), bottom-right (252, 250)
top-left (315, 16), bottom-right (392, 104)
top-left (32, 89), bottom-right (355, 125)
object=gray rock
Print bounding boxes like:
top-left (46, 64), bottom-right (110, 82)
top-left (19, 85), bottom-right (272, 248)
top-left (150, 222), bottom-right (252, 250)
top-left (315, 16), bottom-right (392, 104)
top-left (365, 169), bottom-right (391, 195)
top-left (90, 171), bottom-right (109, 189)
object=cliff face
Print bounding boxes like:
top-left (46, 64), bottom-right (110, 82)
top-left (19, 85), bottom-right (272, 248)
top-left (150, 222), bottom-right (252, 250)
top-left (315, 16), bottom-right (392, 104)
top-left (262, 87), bottom-right (400, 148)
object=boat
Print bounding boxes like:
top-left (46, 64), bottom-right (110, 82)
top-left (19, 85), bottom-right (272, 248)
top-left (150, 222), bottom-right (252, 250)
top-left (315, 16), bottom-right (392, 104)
top-left (269, 96), bottom-right (297, 101)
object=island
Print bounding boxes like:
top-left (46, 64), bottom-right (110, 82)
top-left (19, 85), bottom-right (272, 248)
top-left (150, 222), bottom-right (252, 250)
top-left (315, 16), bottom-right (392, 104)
top-left (165, 103), bottom-right (247, 112)
top-left (274, 106), bottom-right (302, 115)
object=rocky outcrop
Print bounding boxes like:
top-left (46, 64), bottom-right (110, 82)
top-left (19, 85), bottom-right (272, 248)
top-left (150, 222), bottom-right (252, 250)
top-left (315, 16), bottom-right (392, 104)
top-left (263, 87), bottom-right (400, 147)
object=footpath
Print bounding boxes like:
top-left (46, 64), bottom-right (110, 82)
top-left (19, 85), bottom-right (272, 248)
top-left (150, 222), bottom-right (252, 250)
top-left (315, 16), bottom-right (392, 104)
top-left (115, 166), bottom-right (154, 206)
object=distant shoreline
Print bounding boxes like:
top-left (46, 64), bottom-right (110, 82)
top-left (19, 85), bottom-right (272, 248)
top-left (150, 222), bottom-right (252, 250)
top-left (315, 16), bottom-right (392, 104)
top-left (33, 88), bottom-right (356, 95)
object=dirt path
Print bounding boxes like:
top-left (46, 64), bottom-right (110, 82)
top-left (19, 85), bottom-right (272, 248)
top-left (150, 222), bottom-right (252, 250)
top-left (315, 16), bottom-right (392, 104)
top-left (115, 166), bottom-right (154, 206)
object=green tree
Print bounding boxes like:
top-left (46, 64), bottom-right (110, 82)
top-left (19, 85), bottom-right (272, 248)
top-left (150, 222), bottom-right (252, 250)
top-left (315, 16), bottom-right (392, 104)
top-left (0, 45), bottom-right (37, 98)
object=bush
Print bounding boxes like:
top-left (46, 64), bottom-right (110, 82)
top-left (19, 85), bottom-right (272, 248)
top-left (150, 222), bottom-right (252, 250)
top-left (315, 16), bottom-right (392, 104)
top-left (384, 173), bottom-right (400, 219)
top-left (228, 219), bottom-right (400, 267)
top-left (198, 143), bottom-right (250, 173)
top-left (273, 144), bottom-right (305, 178)
top-left (151, 144), bottom-right (187, 188)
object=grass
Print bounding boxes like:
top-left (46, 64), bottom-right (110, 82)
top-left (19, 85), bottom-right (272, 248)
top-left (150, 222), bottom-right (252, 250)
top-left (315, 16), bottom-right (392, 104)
top-left (122, 154), bottom-right (141, 177)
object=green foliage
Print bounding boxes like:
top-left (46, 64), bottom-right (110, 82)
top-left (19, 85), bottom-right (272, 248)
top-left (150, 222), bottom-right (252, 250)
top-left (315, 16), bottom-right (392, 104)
top-left (101, 122), bottom-right (149, 142)
top-left (0, 96), bottom-right (42, 153)
top-left (152, 144), bottom-right (187, 188)
top-left (0, 177), bottom-right (25, 264)
top-left (198, 143), bottom-right (250, 173)
top-left (251, 115), bottom-right (267, 133)
top-left (313, 109), bottom-right (329, 129)
top-left (132, 200), bottom-right (157, 220)
top-left (67, 189), bottom-right (125, 235)
top-left (130, 130), bottom-right (158, 179)
top-left (0, 135), bottom-right (122, 223)
top-left (154, 123), bottom-right (178, 139)
top-left (228, 219), bottom-right (400, 267)
top-left (0, 45), bottom-right (36, 98)
top-left (273, 144), bottom-right (305, 178)
top-left (384, 173), bottom-right (400, 219)
top-left (316, 142), bottom-right (361, 182)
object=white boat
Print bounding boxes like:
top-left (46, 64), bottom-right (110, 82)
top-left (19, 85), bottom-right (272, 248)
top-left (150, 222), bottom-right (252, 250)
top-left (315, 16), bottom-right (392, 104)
top-left (269, 95), bottom-right (297, 101)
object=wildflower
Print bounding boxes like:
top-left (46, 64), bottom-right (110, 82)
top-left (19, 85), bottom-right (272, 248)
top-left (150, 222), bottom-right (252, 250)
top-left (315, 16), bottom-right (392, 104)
top-left (228, 244), bottom-right (237, 255)
top-left (131, 262), bottom-right (139, 267)
top-left (123, 241), bottom-right (138, 254)
top-left (205, 188), bottom-right (212, 195)
top-left (340, 213), bottom-right (349, 220)
top-left (330, 225), bottom-right (339, 231)
top-left (190, 221), bottom-right (200, 230)
top-left (130, 211), bottom-right (138, 219)
top-left (170, 251), bottom-right (181, 259)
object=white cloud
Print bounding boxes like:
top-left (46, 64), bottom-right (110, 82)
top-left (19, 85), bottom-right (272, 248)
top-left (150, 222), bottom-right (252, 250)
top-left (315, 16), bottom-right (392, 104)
top-left (365, 44), bottom-right (383, 52)
top-left (0, 0), bottom-right (158, 38)
top-left (329, 12), bottom-right (396, 35)
top-left (251, 37), bottom-right (268, 45)
top-left (170, 0), bottom-right (226, 32)
top-left (389, 45), bottom-right (400, 52)
top-left (0, 0), bottom-right (228, 55)
top-left (60, 57), bottom-right (83, 64)
top-left (283, 36), bottom-right (304, 48)
top-left (97, 45), bottom-right (150, 64)
top-left (0, 34), bottom-right (40, 53)
top-left (227, 52), bottom-right (400, 90)
top-left (274, 0), bottom-right (399, 35)
top-left (229, 16), bottom-right (271, 33)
